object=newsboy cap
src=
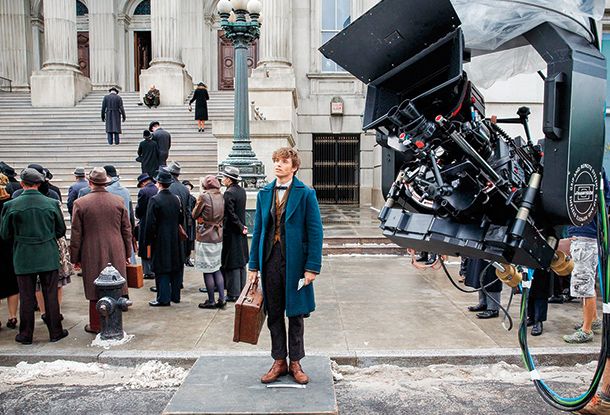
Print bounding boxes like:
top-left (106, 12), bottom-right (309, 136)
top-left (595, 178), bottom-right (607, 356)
top-left (166, 161), bottom-right (181, 176)
top-left (73, 167), bottom-right (86, 177)
top-left (20, 168), bottom-right (45, 184)
top-left (88, 167), bottom-right (112, 185)
top-left (155, 170), bottom-right (174, 185)
top-left (220, 165), bottom-right (241, 181)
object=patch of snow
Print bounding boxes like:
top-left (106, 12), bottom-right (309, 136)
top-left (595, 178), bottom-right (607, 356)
top-left (126, 360), bottom-right (188, 389)
top-left (91, 332), bottom-right (134, 349)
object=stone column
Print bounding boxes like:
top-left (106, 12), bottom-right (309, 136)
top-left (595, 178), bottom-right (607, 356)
top-left (88, 0), bottom-right (119, 90)
top-left (139, 0), bottom-right (192, 104)
top-left (31, 0), bottom-right (91, 106)
top-left (181, 0), bottom-right (204, 85)
top-left (257, 0), bottom-right (292, 68)
top-left (0, 0), bottom-right (31, 90)
top-left (247, 0), bottom-right (298, 158)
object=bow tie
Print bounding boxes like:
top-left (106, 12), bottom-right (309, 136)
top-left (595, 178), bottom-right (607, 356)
top-left (276, 185), bottom-right (288, 190)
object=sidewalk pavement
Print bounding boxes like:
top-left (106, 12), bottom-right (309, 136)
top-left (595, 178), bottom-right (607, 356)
top-left (0, 255), bottom-right (598, 365)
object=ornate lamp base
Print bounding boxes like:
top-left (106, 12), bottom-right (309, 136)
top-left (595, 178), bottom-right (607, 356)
top-left (219, 158), bottom-right (267, 189)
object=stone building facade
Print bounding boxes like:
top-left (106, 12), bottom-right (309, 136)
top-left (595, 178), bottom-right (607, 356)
top-left (1, 0), bottom-right (609, 207)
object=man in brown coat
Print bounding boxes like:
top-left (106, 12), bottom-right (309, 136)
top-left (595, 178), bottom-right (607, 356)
top-left (70, 167), bottom-right (132, 334)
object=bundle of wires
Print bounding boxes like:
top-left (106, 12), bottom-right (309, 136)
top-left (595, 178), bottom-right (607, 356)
top-left (518, 181), bottom-right (610, 411)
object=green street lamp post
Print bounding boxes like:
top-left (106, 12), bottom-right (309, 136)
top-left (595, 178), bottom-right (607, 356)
top-left (217, 0), bottom-right (266, 188)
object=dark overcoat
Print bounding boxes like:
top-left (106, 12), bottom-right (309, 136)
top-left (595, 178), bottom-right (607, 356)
top-left (248, 177), bottom-right (323, 317)
top-left (0, 197), bottom-right (18, 299)
top-left (70, 189), bottom-right (132, 300)
top-left (461, 257), bottom-right (503, 293)
top-left (221, 184), bottom-right (249, 270)
top-left (137, 139), bottom-right (160, 177)
top-left (0, 190), bottom-right (65, 275)
top-left (152, 128), bottom-right (171, 166)
top-left (189, 88), bottom-right (209, 121)
top-left (169, 179), bottom-right (190, 229)
top-left (101, 93), bottom-right (126, 134)
top-left (144, 189), bottom-right (185, 274)
top-left (135, 182), bottom-right (158, 257)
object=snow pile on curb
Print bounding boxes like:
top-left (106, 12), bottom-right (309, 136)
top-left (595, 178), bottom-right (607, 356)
top-left (91, 332), bottom-right (134, 349)
top-left (126, 360), bottom-right (188, 389)
top-left (0, 360), bottom-right (109, 385)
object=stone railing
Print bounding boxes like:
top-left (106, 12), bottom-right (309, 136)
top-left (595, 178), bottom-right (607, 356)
top-left (0, 76), bottom-right (13, 92)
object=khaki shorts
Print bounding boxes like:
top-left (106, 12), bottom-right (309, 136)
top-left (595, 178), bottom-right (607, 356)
top-left (570, 237), bottom-right (598, 298)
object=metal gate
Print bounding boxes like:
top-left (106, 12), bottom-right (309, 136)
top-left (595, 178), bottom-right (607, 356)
top-left (313, 134), bottom-right (360, 204)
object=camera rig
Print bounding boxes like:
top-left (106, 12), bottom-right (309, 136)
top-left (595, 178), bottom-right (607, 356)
top-left (319, 0), bottom-right (606, 271)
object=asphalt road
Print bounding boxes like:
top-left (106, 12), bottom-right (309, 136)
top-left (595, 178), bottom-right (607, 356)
top-left (0, 360), bottom-right (591, 414)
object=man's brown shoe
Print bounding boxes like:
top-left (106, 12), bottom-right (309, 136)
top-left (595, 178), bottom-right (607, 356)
top-left (289, 360), bottom-right (309, 385)
top-left (260, 359), bottom-right (288, 384)
top-left (576, 394), bottom-right (610, 414)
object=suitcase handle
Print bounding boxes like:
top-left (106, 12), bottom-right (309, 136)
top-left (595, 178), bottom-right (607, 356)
top-left (244, 279), bottom-right (260, 303)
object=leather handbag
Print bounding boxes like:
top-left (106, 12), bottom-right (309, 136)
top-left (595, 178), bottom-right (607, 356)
top-left (178, 224), bottom-right (188, 241)
top-left (126, 264), bottom-right (144, 288)
top-left (233, 277), bottom-right (266, 345)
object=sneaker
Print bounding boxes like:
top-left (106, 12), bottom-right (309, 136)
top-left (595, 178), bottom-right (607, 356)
top-left (573, 319), bottom-right (603, 335)
top-left (563, 328), bottom-right (594, 344)
top-left (576, 394), bottom-right (610, 414)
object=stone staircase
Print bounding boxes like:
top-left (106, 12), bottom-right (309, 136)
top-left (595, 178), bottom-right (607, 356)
top-left (0, 90), bottom-right (234, 230)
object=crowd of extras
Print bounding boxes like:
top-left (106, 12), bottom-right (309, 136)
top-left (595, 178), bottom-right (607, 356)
top-left (0, 155), bottom-right (249, 344)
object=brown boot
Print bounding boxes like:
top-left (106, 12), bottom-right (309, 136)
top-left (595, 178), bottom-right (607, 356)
top-left (289, 360), bottom-right (309, 385)
top-left (260, 359), bottom-right (288, 384)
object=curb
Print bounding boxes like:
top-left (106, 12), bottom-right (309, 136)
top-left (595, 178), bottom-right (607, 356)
top-left (0, 347), bottom-right (599, 368)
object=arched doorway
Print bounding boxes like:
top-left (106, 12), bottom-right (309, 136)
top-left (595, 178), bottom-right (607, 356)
top-left (122, 0), bottom-right (151, 91)
top-left (76, 0), bottom-right (90, 78)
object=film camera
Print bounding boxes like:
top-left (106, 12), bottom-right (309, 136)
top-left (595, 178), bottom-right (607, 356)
top-left (320, 0), bottom-right (606, 270)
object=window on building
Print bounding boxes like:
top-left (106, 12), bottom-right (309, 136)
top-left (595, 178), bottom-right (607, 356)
top-left (76, 0), bottom-right (88, 16)
top-left (134, 0), bottom-right (151, 16)
top-left (601, 34), bottom-right (610, 172)
top-left (321, 0), bottom-right (351, 72)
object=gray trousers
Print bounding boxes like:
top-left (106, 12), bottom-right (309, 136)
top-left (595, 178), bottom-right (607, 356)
top-left (224, 267), bottom-right (246, 298)
top-left (479, 290), bottom-right (501, 311)
top-left (142, 258), bottom-right (154, 276)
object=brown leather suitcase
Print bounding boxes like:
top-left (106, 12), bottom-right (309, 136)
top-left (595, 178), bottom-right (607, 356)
top-left (126, 264), bottom-right (144, 288)
top-left (233, 279), bottom-right (266, 345)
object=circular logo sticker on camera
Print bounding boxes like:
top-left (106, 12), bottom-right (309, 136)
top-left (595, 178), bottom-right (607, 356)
top-left (568, 164), bottom-right (598, 225)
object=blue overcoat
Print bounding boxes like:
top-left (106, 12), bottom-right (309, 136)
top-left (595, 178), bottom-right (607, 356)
top-left (248, 177), bottom-right (323, 317)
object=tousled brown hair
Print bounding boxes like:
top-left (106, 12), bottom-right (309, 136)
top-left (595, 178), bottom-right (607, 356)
top-left (272, 147), bottom-right (301, 171)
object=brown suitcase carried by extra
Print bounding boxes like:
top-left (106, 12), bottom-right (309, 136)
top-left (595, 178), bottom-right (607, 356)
top-left (233, 279), bottom-right (266, 345)
top-left (126, 264), bottom-right (144, 288)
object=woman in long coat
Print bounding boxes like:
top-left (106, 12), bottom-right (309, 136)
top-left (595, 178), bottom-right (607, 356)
top-left (192, 175), bottom-right (225, 309)
top-left (188, 82), bottom-right (209, 132)
top-left (0, 173), bottom-right (19, 330)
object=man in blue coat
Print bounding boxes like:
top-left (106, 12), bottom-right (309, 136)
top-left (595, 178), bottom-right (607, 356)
top-left (248, 147), bottom-right (323, 385)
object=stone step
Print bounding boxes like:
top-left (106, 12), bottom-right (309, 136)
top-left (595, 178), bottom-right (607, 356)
top-left (322, 236), bottom-right (406, 255)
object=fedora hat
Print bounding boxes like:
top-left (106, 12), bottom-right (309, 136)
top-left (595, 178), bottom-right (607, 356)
top-left (73, 167), bottom-right (86, 177)
top-left (149, 121), bottom-right (160, 131)
top-left (220, 165), bottom-right (241, 181)
top-left (166, 161), bottom-right (181, 176)
top-left (155, 170), bottom-right (174, 185)
top-left (88, 167), bottom-right (111, 185)
top-left (108, 87), bottom-right (119, 93)
top-left (3, 165), bottom-right (16, 178)
top-left (137, 173), bottom-right (152, 187)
